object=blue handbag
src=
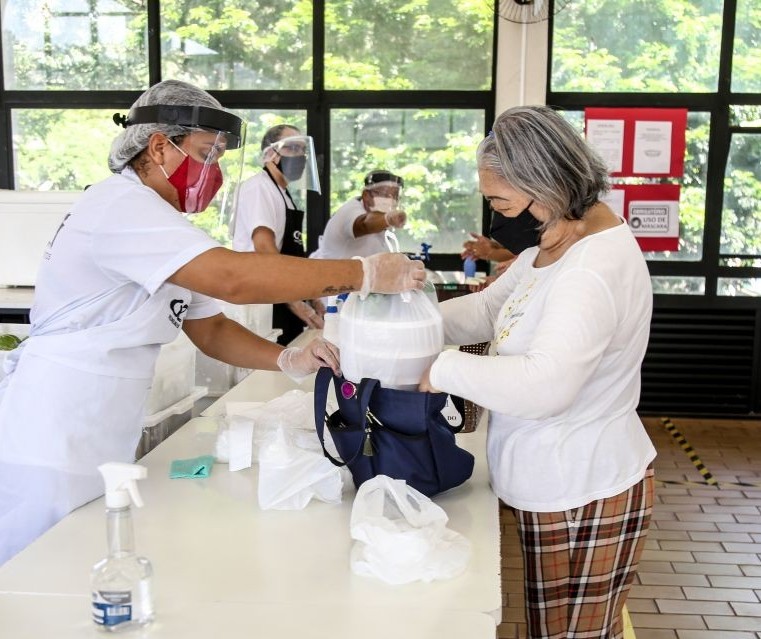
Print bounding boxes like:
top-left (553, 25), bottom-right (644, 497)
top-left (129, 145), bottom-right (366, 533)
top-left (313, 367), bottom-right (475, 497)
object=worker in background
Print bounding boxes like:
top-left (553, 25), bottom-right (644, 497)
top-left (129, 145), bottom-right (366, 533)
top-left (0, 80), bottom-right (425, 565)
top-left (231, 124), bottom-right (325, 345)
top-left (311, 170), bottom-right (407, 260)
top-left (460, 201), bottom-right (543, 289)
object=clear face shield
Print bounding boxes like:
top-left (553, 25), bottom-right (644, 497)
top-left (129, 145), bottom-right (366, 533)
top-left (364, 180), bottom-right (403, 214)
top-left (264, 134), bottom-right (321, 194)
top-left (119, 104), bottom-right (247, 224)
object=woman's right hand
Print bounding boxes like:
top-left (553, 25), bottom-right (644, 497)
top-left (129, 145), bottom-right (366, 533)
top-left (356, 253), bottom-right (425, 298)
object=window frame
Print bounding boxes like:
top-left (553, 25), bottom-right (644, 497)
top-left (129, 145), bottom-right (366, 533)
top-left (546, 0), bottom-right (761, 309)
top-left (0, 1), bottom-right (498, 272)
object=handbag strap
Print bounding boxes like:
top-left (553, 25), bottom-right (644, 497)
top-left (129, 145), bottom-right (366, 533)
top-left (314, 367), bottom-right (378, 467)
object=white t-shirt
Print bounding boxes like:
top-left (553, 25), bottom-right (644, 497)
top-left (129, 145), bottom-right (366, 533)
top-left (231, 171), bottom-right (289, 252)
top-left (430, 220), bottom-right (657, 512)
top-left (311, 197), bottom-right (387, 259)
top-left (31, 167), bottom-right (221, 336)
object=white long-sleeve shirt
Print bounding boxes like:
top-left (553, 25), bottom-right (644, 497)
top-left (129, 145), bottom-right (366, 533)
top-left (430, 220), bottom-right (657, 512)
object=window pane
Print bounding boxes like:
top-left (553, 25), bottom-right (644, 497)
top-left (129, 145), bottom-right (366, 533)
top-left (718, 278), bottom-right (761, 297)
top-left (325, 0), bottom-right (493, 90)
top-left (732, 0), bottom-right (761, 92)
top-left (642, 113), bottom-right (709, 262)
top-left (552, 0), bottom-right (723, 92)
top-left (161, 0), bottom-right (313, 90)
top-left (11, 109), bottom-right (114, 190)
top-left (651, 276), bottom-right (705, 295)
top-left (190, 109), bottom-right (308, 245)
top-left (730, 105), bottom-right (761, 127)
top-left (330, 109), bottom-right (484, 254)
top-left (2, 0), bottom-right (148, 90)
top-left (721, 134), bottom-right (761, 256)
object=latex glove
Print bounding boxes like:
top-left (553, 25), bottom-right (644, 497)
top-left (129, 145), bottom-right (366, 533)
top-left (461, 233), bottom-right (497, 261)
top-left (354, 253), bottom-right (425, 299)
top-left (287, 300), bottom-right (324, 330)
top-left (310, 298), bottom-right (326, 318)
top-left (277, 337), bottom-right (341, 382)
top-left (383, 209), bottom-right (407, 229)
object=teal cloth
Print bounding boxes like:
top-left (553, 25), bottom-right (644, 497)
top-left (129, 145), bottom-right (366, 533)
top-left (169, 455), bottom-right (215, 479)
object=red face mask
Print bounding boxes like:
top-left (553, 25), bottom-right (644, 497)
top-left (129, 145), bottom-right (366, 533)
top-left (165, 142), bottom-right (224, 213)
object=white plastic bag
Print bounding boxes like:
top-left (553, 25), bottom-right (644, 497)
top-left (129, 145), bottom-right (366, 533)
top-left (214, 390), bottom-right (348, 509)
top-left (258, 427), bottom-right (345, 510)
top-left (339, 282), bottom-right (443, 390)
top-left (349, 475), bottom-right (471, 584)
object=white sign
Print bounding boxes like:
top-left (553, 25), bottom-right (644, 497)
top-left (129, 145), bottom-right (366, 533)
top-left (633, 120), bottom-right (672, 174)
top-left (628, 200), bottom-right (679, 238)
top-left (587, 119), bottom-right (625, 173)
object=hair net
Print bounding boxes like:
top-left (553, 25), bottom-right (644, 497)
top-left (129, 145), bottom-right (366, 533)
top-left (108, 80), bottom-right (225, 174)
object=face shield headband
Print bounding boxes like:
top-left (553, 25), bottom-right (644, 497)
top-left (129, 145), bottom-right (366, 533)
top-left (114, 104), bottom-right (246, 150)
top-left (263, 134), bottom-right (321, 194)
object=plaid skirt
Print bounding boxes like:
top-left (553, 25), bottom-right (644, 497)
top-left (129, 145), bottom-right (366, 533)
top-left (513, 467), bottom-right (654, 639)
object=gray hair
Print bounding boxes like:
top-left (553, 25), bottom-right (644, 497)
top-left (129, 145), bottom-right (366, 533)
top-left (476, 105), bottom-right (609, 223)
top-left (108, 79), bottom-right (224, 173)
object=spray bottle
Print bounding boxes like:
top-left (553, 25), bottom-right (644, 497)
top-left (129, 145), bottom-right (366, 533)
top-left (91, 462), bottom-right (154, 632)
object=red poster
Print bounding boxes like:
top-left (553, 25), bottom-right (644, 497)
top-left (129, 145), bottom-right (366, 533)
top-left (604, 184), bottom-right (681, 252)
top-left (585, 108), bottom-right (687, 178)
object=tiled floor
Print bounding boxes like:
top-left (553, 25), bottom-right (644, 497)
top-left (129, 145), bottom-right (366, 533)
top-left (496, 416), bottom-right (761, 639)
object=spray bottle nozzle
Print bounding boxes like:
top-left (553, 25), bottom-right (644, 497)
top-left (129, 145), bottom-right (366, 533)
top-left (98, 462), bottom-right (147, 509)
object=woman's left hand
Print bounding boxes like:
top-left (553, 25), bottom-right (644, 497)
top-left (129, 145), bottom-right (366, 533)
top-left (277, 337), bottom-right (341, 381)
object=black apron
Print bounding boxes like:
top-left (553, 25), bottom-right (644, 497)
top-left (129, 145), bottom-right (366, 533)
top-left (264, 167), bottom-right (307, 346)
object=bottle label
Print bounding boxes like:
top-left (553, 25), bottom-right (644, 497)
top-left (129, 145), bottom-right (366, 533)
top-left (92, 590), bottom-right (132, 626)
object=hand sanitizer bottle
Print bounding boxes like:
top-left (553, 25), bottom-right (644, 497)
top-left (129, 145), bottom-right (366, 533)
top-left (463, 256), bottom-right (477, 278)
top-left (91, 462), bottom-right (154, 632)
top-left (322, 296), bottom-right (340, 347)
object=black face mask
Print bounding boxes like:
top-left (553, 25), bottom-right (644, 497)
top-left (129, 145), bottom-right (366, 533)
top-left (278, 155), bottom-right (307, 182)
top-left (489, 201), bottom-right (542, 256)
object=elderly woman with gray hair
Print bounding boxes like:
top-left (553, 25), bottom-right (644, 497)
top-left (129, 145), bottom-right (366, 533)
top-left (420, 105), bottom-right (656, 638)
top-left (0, 79), bottom-right (424, 564)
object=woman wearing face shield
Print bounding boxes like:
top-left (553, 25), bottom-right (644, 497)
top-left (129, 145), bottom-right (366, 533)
top-left (420, 106), bottom-right (656, 638)
top-left (231, 124), bottom-right (327, 345)
top-left (310, 170), bottom-right (407, 260)
top-left (0, 80), bottom-right (425, 565)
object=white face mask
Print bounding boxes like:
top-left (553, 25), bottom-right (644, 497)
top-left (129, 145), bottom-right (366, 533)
top-left (372, 196), bottom-right (396, 214)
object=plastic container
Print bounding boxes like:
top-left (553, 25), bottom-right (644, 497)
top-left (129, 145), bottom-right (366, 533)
top-left (137, 385), bottom-right (208, 459)
top-left (145, 331), bottom-right (196, 415)
top-left (339, 284), bottom-right (443, 390)
top-left (219, 301), bottom-right (273, 336)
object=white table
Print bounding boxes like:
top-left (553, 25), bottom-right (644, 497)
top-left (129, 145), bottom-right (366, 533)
top-left (0, 594), bottom-right (496, 638)
top-left (0, 370), bottom-right (501, 638)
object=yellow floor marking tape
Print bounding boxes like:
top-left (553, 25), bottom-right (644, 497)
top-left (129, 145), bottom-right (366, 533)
top-left (660, 417), bottom-right (718, 486)
top-left (658, 417), bottom-right (761, 488)
top-left (623, 605), bottom-right (636, 639)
